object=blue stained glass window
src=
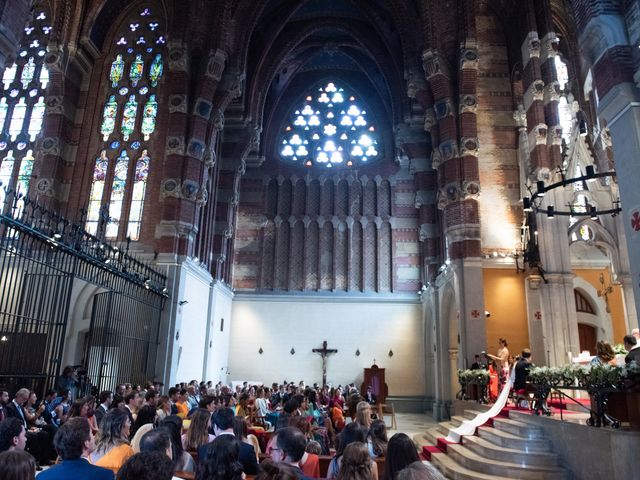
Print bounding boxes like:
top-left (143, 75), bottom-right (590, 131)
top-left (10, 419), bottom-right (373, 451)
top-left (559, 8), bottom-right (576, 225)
top-left (280, 82), bottom-right (380, 168)
top-left (87, 3), bottom-right (165, 240)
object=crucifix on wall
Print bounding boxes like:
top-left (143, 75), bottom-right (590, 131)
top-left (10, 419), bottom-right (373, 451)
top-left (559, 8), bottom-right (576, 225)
top-left (598, 272), bottom-right (614, 313)
top-left (312, 340), bottom-right (337, 387)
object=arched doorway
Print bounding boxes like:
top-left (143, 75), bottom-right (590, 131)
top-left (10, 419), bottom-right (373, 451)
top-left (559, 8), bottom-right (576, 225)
top-left (577, 323), bottom-right (597, 354)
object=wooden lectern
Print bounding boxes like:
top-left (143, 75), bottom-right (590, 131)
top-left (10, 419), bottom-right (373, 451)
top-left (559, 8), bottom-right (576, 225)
top-left (361, 363), bottom-right (388, 404)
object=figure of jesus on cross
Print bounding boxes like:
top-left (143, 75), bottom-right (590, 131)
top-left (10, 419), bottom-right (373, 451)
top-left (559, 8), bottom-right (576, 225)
top-left (313, 340), bottom-right (338, 387)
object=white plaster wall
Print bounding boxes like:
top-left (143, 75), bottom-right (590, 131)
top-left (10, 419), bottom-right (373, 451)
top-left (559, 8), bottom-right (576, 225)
top-left (172, 262), bottom-right (211, 382)
top-left (204, 282), bottom-right (234, 384)
top-left (228, 297), bottom-right (424, 396)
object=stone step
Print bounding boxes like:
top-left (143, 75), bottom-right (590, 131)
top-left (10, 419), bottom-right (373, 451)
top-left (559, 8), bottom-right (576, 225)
top-left (463, 409), bottom-right (490, 420)
top-left (477, 426), bottom-right (550, 452)
top-left (450, 415), bottom-right (467, 427)
top-left (437, 421), bottom-right (461, 437)
top-left (492, 417), bottom-right (546, 439)
top-left (430, 452), bottom-right (513, 480)
top-left (413, 432), bottom-right (437, 448)
top-left (446, 444), bottom-right (568, 480)
top-left (424, 427), bottom-right (443, 446)
top-left (461, 434), bottom-right (560, 468)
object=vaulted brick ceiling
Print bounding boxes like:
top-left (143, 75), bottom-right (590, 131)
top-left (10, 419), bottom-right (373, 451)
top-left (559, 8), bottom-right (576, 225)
top-left (243, 0), bottom-right (416, 165)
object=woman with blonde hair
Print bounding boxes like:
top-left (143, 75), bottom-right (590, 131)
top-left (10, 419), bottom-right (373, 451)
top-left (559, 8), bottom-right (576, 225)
top-left (181, 409), bottom-right (214, 451)
top-left (89, 408), bottom-right (134, 470)
top-left (337, 442), bottom-right (372, 480)
top-left (354, 401), bottom-right (372, 429)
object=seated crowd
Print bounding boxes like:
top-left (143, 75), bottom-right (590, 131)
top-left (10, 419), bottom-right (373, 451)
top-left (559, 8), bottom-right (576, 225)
top-left (0, 377), bottom-right (445, 480)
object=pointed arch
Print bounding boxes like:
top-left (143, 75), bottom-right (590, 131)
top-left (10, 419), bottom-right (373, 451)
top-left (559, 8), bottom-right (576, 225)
top-left (84, 2), bottom-right (166, 240)
top-left (0, 2), bottom-right (52, 204)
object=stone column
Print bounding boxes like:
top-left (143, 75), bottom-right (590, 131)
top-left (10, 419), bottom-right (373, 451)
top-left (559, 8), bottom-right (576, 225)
top-left (524, 274), bottom-right (547, 364)
top-left (620, 275), bottom-right (639, 332)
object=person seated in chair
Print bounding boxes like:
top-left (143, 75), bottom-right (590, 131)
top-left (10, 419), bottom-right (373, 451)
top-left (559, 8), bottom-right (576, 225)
top-left (514, 349), bottom-right (533, 408)
top-left (199, 407), bottom-right (258, 475)
top-left (364, 386), bottom-right (377, 405)
top-left (0, 418), bottom-right (27, 453)
top-left (38, 417), bottom-right (114, 480)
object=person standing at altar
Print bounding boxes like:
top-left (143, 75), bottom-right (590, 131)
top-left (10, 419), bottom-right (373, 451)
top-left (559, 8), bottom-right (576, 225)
top-left (485, 338), bottom-right (510, 388)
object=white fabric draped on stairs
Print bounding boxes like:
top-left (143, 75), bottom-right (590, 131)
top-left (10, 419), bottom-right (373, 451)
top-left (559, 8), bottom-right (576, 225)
top-left (445, 366), bottom-right (515, 443)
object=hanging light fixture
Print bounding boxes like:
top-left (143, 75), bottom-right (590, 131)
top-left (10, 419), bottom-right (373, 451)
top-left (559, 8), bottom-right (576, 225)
top-left (547, 206), bottom-right (555, 219)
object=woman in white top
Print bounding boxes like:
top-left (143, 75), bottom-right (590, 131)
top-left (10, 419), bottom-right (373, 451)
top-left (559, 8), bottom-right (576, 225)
top-left (486, 338), bottom-right (510, 387)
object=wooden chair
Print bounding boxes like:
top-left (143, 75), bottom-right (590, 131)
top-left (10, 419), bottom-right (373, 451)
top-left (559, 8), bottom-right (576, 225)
top-left (376, 402), bottom-right (397, 430)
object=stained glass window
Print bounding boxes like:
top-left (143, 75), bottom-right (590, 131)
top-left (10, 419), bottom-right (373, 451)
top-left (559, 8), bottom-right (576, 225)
top-left (88, 4), bottom-right (165, 239)
top-left (0, 150), bottom-right (15, 209)
top-left (86, 150), bottom-right (109, 235)
top-left (2, 65), bottom-right (16, 90)
top-left (0, 98), bottom-right (7, 132)
top-left (121, 94), bottom-right (138, 140)
top-left (554, 56), bottom-right (573, 148)
top-left (20, 57), bottom-right (36, 89)
top-left (0, 3), bottom-right (51, 205)
top-left (101, 95), bottom-right (118, 140)
top-left (106, 150), bottom-right (129, 238)
top-left (280, 82), bottom-right (381, 168)
top-left (17, 149), bottom-right (34, 194)
top-left (127, 150), bottom-right (150, 240)
top-left (27, 96), bottom-right (45, 141)
top-left (110, 54), bottom-right (124, 87)
top-left (555, 56), bottom-right (569, 91)
top-left (129, 54), bottom-right (144, 87)
top-left (141, 94), bottom-right (157, 140)
top-left (8, 97), bottom-right (27, 141)
top-left (149, 54), bottom-right (163, 87)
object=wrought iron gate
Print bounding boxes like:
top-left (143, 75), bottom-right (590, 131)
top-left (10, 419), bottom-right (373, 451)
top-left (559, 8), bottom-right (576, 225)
top-left (85, 290), bottom-right (163, 392)
top-left (0, 192), bottom-right (167, 396)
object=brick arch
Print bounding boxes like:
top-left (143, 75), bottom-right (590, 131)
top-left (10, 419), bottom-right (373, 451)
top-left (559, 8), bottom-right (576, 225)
top-left (245, 18), bottom-right (405, 129)
top-left (79, 0), bottom-right (170, 53)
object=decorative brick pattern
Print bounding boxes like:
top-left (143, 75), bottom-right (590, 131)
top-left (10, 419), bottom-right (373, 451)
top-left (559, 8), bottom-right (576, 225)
top-left (335, 221), bottom-right (347, 291)
top-left (305, 221), bottom-right (319, 290)
top-left (319, 221), bottom-right (333, 290)
top-left (363, 221), bottom-right (377, 291)
top-left (289, 220), bottom-right (304, 290)
top-left (363, 180), bottom-right (376, 217)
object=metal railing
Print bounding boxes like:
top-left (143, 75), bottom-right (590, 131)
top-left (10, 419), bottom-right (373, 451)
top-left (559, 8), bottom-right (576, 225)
top-left (0, 190), bottom-right (168, 396)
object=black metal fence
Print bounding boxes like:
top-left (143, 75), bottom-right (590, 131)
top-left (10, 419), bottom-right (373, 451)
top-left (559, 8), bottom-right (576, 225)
top-left (0, 192), bottom-right (167, 396)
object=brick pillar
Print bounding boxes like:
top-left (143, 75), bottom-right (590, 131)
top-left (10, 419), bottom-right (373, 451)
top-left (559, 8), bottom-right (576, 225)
top-left (213, 122), bottom-right (259, 282)
top-left (404, 75), bottom-right (441, 284)
top-left (519, 2), bottom-right (551, 179)
top-left (32, 44), bottom-right (75, 209)
top-left (156, 40), bottom-right (192, 255)
top-left (423, 42), bottom-right (486, 367)
top-left (535, 0), bottom-right (563, 169)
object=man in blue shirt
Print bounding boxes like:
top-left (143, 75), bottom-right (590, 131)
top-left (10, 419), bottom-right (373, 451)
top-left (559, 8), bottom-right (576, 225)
top-left (38, 417), bottom-right (113, 480)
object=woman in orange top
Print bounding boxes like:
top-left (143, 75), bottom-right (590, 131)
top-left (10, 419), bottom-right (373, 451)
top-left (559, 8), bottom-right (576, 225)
top-left (175, 389), bottom-right (189, 418)
top-left (88, 408), bottom-right (134, 470)
top-left (331, 405), bottom-right (345, 432)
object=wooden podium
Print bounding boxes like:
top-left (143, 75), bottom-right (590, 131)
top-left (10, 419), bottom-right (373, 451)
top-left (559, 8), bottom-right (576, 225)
top-left (361, 363), bottom-right (388, 404)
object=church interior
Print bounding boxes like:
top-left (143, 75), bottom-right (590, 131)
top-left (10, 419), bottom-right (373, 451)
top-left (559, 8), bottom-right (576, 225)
top-left (0, 0), bottom-right (640, 478)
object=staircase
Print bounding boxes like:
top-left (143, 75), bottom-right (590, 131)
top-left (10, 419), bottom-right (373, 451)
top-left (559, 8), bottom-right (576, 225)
top-left (415, 409), bottom-right (570, 480)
